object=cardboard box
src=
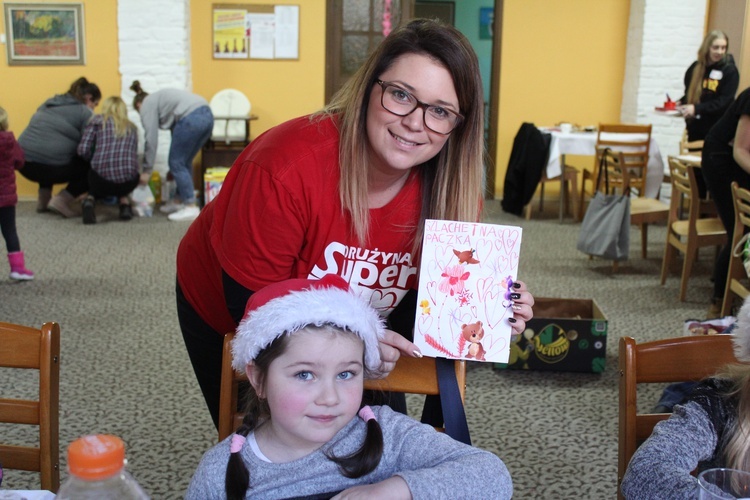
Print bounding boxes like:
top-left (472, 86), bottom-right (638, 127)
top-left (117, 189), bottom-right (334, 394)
top-left (204, 167), bottom-right (231, 204)
top-left (494, 297), bottom-right (607, 373)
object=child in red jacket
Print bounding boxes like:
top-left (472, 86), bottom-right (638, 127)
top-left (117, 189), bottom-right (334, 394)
top-left (0, 106), bottom-right (33, 280)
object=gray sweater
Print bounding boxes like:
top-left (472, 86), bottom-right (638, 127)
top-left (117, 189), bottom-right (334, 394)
top-left (138, 89), bottom-right (208, 171)
top-left (186, 405), bottom-right (512, 499)
top-left (620, 401), bottom-right (717, 499)
top-left (19, 94), bottom-right (92, 166)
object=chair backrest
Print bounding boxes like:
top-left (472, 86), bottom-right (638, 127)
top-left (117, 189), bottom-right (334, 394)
top-left (209, 89), bottom-right (252, 144)
top-left (597, 148), bottom-right (636, 195)
top-left (596, 124), bottom-right (652, 195)
top-left (218, 332), bottom-right (467, 441)
top-left (0, 321), bottom-right (60, 492)
top-left (723, 182), bottom-right (750, 315)
top-left (679, 129), bottom-right (704, 156)
top-left (617, 335), bottom-right (737, 499)
top-left (667, 156), bottom-right (701, 226)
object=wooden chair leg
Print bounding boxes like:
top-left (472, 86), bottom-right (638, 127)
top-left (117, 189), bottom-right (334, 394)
top-left (660, 242), bottom-right (674, 285)
top-left (570, 175), bottom-right (579, 220)
top-left (640, 224), bottom-right (648, 259)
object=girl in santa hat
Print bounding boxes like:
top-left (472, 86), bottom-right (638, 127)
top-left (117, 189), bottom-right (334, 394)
top-left (187, 275), bottom-right (512, 499)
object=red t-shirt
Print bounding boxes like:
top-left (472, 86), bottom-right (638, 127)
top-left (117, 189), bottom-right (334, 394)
top-left (176, 115), bottom-right (422, 334)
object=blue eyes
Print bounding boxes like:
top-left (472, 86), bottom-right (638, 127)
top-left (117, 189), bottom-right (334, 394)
top-left (294, 371), bottom-right (356, 381)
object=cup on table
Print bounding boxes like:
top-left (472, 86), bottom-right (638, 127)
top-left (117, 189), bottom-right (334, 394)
top-left (698, 468), bottom-right (750, 499)
top-left (559, 122), bottom-right (572, 134)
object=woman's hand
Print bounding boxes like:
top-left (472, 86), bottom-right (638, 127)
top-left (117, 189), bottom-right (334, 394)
top-left (509, 280), bottom-right (534, 335)
top-left (374, 329), bottom-right (422, 378)
top-left (139, 172), bottom-right (151, 185)
top-left (678, 104), bottom-right (696, 118)
top-left (331, 476), bottom-right (412, 499)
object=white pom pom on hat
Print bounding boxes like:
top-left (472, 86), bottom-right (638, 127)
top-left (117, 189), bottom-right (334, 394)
top-left (231, 274), bottom-right (385, 372)
top-left (733, 295), bottom-right (750, 362)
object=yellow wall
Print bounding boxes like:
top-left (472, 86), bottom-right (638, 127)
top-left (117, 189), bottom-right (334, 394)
top-left (4, 0), bottom-right (628, 200)
top-left (190, 0), bottom-right (327, 139)
top-left (0, 0), bottom-right (120, 198)
top-left (495, 0), bottom-right (631, 196)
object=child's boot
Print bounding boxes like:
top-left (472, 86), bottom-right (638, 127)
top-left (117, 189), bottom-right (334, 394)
top-left (47, 190), bottom-right (76, 218)
top-left (37, 188), bottom-right (52, 212)
top-left (8, 251), bottom-right (34, 281)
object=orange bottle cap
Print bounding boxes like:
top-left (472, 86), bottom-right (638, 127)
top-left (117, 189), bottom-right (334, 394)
top-left (67, 434), bottom-right (126, 480)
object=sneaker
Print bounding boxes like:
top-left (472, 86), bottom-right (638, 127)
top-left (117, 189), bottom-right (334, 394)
top-left (168, 205), bottom-right (200, 222)
top-left (159, 201), bottom-right (184, 214)
top-left (82, 197), bottom-right (96, 225)
top-left (119, 204), bottom-right (133, 221)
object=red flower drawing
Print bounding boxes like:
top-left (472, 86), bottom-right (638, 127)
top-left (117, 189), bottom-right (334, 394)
top-left (439, 265), bottom-right (470, 296)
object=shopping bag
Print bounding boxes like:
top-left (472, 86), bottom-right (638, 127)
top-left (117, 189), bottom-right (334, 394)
top-left (576, 148), bottom-right (631, 261)
top-left (131, 184), bottom-right (155, 217)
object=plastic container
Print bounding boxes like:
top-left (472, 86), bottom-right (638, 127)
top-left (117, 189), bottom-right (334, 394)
top-left (56, 435), bottom-right (150, 499)
top-left (148, 171), bottom-right (162, 204)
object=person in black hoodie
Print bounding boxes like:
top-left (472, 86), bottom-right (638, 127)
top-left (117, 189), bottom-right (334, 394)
top-left (677, 30), bottom-right (739, 143)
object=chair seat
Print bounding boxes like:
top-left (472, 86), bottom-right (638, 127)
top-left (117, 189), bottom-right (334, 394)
top-left (671, 218), bottom-right (725, 237)
top-left (631, 198), bottom-right (668, 221)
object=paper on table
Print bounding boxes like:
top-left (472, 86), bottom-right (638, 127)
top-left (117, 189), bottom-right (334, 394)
top-left (413, 219), bottom-right (522, 364)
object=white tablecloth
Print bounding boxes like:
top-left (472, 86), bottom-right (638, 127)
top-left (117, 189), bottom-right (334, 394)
top-left (542, 129), bottom-right (665, 198)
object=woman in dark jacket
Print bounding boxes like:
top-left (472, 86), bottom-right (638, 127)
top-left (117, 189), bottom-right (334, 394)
top-left (18, 77), bottom-right (101, 217)
top-left (678, 30), bottom-right (739, 142)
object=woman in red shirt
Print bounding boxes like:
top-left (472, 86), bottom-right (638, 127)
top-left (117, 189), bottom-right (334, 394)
top-left (176, 19), bottom-right (535, 427)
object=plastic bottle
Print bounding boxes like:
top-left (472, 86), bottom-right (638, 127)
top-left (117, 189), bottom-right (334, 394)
top-left (56, 434), bottom-right (150, 499)
top-left (148, 171), bottom-right (162, 204)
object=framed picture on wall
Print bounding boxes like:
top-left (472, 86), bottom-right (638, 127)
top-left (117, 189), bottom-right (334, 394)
top-left (4, 3), bottom-right (86, 66)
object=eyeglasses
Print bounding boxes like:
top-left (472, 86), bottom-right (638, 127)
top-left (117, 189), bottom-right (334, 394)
top-left (375, 80), bottom-right (463, 135)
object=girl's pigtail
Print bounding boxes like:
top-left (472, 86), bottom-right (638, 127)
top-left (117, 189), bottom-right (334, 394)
top-left (225, 416), bottom-right (254, 500)
top-left (327, 406), bottom-right (384, 478)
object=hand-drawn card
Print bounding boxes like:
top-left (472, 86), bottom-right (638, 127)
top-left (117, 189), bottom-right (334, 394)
top-left (414, 219), bottom-right (522, 363)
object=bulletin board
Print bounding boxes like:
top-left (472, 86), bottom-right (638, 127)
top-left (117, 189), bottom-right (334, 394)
top-left (212, 4), bottom-right (299, 60)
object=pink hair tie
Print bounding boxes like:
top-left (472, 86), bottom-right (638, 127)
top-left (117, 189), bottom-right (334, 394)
top-left (359, 405), bottom-right (376, 423)
top-left (230, 433), bottom-right (246, 453)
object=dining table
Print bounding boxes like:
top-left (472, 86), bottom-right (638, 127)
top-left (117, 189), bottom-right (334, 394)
top-left (540, 127), bottom-right (666, 200)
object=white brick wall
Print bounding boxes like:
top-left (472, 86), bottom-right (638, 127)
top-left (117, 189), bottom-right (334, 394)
top-left (622, 0), bottom-right (707, 176)
top-left (118, 0), bottom-right (192, 174)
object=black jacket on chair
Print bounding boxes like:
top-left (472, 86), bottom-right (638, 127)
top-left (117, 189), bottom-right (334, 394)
top-left (501, 122), bottom-right (551, 216)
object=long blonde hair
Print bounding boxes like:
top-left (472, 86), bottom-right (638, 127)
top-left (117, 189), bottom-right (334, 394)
top-left (318, 19), bottom-right (485, 250)
top-left (100, 96), bottom-right (136, 138)
top-left (687, 30), bottom-right (729, 105)
top-left (718, 363), bottom-right (750, 471)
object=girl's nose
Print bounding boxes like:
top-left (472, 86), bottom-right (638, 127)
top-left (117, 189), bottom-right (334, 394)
top-left (315, 380), bottom-right (340, 406)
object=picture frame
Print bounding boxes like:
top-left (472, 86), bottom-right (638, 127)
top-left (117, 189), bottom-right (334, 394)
top-left (4, 3), bottom-right (86, 66)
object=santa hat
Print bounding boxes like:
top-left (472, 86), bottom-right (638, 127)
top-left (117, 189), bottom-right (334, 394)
top-left (733, 295), bottom-right (750, 362)
top-left (232, 274), bottom-right (385, 372)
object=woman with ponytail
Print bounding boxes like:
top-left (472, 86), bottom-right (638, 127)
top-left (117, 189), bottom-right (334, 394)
top-left (187, 275), bottom-right (512, 499)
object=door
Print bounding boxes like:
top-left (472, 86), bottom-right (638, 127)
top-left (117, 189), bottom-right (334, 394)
top-left (325, 0), bottom-right (503, 199)
top-left (325, 0), bottom-right (412, 102)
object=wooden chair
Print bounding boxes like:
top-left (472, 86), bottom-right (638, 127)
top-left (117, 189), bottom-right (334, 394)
top-left (721, 182), bottom-right (750, 316)
top-left (618, 335), bottom-right (737, 499)
top-left (679, 128), bottom-right (704, 156)
top-left (524, 163), bottom-right (579, 221)
top-left (579, 124), bottom-right (652, 219)
top-left (218, 332), bottom-right (467, 441)
top-left (0, 321), bottom-right (60, 492)
top-left (660, 157), bottom-right (726, 301)
top-left (600, 149), bottom-right (669, 267)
